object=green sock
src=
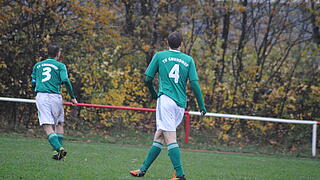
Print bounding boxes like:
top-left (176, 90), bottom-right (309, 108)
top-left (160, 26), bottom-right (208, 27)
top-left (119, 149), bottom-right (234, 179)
top-left (56, 133), bottom-right (64, 146)
top-left (168, 142), bottom-right (184, 177)
top-left (48, 133), bottom-right (62, 151)
top-left (140, 141), bottom-right (163, 172)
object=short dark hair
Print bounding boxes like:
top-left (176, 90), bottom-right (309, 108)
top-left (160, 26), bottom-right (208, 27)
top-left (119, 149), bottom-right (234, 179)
top-left (168, 31), bottom-right (182, 49)
top-left (48, 43), bottom-right (60, 58)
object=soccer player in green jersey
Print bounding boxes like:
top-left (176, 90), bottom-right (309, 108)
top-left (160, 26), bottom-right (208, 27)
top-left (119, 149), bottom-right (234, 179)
top-left (130, 32), bottom-right (206, 180)
top-left (31, 43), bottom-right (77, 160)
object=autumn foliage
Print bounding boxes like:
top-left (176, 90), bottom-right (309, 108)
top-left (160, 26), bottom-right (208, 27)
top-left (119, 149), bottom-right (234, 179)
top-left (1, 0), bottom-right (320, 148)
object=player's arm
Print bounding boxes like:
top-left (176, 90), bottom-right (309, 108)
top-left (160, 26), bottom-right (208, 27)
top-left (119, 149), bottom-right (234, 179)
top-left (190, 80), bottom-right (206, 115)
top-left (189, 59), bottom-right (206, 115)
top-left (144, 53), bottom-right (159, 100)
top-left (31, 66), bottom-right (37, 89)
top-left (60, 65), bottom-right (77, 101)
top-left (145, 75), bottom-right (157, 99)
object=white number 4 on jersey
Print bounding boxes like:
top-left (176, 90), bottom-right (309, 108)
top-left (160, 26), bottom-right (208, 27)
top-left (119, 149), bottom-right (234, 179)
top-left (169, 64), bottom-right (179, 83)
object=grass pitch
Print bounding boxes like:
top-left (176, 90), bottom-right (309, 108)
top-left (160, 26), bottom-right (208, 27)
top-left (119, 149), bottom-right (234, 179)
top-left (0, 135), bottom-right (319, 180)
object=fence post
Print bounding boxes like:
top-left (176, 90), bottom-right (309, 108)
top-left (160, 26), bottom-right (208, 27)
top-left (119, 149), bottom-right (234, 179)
top-left (312, 123), bottom-right (317, 157)
top-left (184, 112), bottom-right (191, 144)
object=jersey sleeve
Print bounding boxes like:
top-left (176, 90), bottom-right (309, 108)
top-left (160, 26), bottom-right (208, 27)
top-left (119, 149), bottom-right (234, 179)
top-left (31, 65), bottom-right (37, 89)
top-left (145, 53), bottom-right (159, 78)
top-left (188, 59), bottom-right (199, 81)
top-left (144, 75), bottom-right (157, 99)
top-left (190, 80), bottom-right (205, 111)
top-left (60, 64), bottom-right (76, 99)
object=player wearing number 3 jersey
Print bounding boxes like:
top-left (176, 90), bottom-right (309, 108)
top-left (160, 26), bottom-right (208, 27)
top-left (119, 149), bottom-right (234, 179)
top-left (130, 32), bottom-right (206, 180)
top-left (31, 43), bottom-right (77, 160)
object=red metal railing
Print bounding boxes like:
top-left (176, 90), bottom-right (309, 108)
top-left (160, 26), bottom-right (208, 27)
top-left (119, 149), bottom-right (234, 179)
top-left (64, 102), bottom-right (191, 144)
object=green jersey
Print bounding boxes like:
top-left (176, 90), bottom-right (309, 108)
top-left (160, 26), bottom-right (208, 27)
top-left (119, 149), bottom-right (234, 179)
top-left (31, 58), bottom-right (76, 98)
top-left (145, 50), bottom-right (199, 108)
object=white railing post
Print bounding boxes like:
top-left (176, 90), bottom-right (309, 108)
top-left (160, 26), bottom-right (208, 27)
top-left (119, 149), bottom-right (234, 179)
top-left (312, 124), bottom-right (317, 157)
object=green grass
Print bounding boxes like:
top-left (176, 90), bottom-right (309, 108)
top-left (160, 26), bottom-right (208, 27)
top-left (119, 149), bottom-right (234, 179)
top-left (1, 135), bottom-right (320, 180)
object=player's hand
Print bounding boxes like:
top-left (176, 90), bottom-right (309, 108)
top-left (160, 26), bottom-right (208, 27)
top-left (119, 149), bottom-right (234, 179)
top-left (200, 107), bottom-right (206, 116)
top-left (71, 98), bottom-right (78, 104)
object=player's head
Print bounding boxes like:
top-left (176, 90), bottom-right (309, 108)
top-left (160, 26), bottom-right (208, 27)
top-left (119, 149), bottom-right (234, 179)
top-left (168, 31), bottom-right (182, 49)
top-left (48, 43), bottom-right (61, 58)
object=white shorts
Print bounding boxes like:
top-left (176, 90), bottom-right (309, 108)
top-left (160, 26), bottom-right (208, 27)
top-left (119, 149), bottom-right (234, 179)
top-left (35, 93), bottom-right (64, 125)
top-left (156, 95), bottom-right (185, 131)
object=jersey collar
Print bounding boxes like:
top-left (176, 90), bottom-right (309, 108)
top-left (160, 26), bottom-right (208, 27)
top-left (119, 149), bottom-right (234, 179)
top-left (169, 49), bottom-right (180, 52)
top-left (47, 58), bottom-right (57, 61)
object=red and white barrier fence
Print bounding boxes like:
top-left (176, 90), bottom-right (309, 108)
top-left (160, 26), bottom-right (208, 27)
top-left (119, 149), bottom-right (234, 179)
top-left (0, 97), bottom-right (319, 156)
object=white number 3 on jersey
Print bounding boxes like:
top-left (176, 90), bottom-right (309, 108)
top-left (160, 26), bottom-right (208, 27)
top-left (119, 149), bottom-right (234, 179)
top-left (42, 67), bottom-right (52, 82)
top-left (169, 64), bottom-right (180, 83)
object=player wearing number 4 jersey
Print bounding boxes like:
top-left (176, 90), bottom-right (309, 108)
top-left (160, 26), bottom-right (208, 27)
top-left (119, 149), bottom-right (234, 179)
top-left (130, 31), bottom-right (206, 180)
top-left (31, 43), bottom-right (77, 160)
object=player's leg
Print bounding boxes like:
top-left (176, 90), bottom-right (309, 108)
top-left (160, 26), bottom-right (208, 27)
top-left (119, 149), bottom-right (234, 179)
top-left (44, 124), bottom-right (65, 160)
top-left (55, 122), bottom-right (64, 146)
top-left (160, 95), bottom-right (185, 179)
top-left (43, 124), bottom-right (55, 135)
top-left (164, 131), bottom-right (186, 180)
top-left (51, 94), bottom-right (65, 146)
top-left (138, 97), bottom-right (166, 172)
top-left (55, 122), bottom-right (67, 159)
top-left (50, 93), bottom-right (64, 146)
top-left (36, 93), bottom-right (62, 152)
top-left (43, 124), bottom-right (62, 151)
top-left (130, 97), bottom-right (165, 177)
top-left (37, 93), bottom-right (66, 160)
top-left (130, 130), bottom-right (164, 177)
top-left (51, 94), bottom-right (67, 160)
top-left (140, 130), bottom-right (164, 171)
top-left (43, 124), bottom-right (65, 160)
